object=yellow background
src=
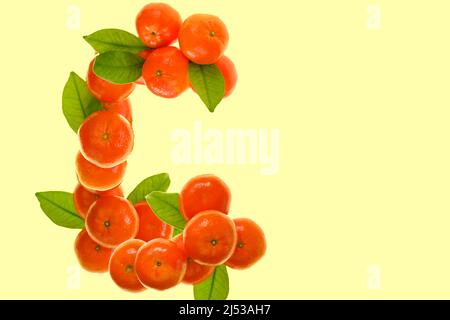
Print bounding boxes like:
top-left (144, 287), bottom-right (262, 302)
top-left (1, 0), bottom-right (450, 299)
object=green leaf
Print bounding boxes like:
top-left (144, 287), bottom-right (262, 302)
top-left (127, 173), bottom-right (171, 205)
top-left (194, 266), bottom-right (229, 300)
top-left (189, 62), bottom-right (225, 113)
top-left (84, 28), bottom-right (148, 54)
top-left (146, 192), bottom-right (187, 230)
top-left (93, 51), bottom-right (145, 84)
top-left (35, 192), bottom-right (85, 229)
top-left (62, 72), bottom-right (103, 133)
top-left (172, 228), bottom-right (183, 237)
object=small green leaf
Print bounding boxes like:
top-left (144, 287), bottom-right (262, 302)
top-left (189, 62), bottom-right (225, 113)
top-left (172, 228), bottom-right (183, 237)
top-left (35, 192), bottom-right (85, 229)
top-left (194, 266), bottom-right (229, 300)
top-left (84, 28), bottom-right (147, 54)
top-left (127, 173), bottom-right (171, 205)
top-left (62, 72), bottom-right (103, 133)
top-left (146, 192), bottom-right (186, 230)
top-left (93, 51), bottom-right (145, 84)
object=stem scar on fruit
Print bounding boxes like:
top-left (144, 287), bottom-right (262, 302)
top-left (104, 220), bottom-right (111, 228)
top-left (125, 265), bottom-right (133, 273)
